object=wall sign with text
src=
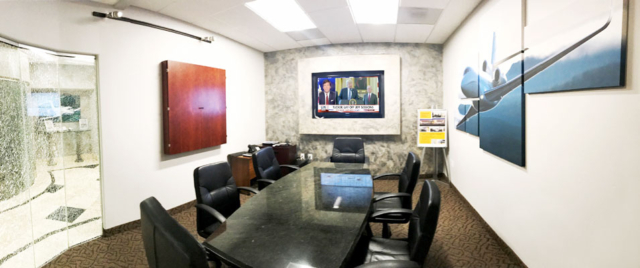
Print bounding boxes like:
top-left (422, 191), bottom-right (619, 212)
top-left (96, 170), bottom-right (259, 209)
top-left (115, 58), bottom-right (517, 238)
top-left (417, 109), bottom-right (447, 148)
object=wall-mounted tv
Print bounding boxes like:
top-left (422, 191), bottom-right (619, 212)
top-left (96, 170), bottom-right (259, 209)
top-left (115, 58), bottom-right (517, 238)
top-left (312, 70), bottom-right (384, 119)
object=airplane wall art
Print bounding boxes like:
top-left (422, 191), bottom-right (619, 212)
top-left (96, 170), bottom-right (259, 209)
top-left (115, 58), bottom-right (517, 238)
top-left (454, 0), bottom-right (628, 167)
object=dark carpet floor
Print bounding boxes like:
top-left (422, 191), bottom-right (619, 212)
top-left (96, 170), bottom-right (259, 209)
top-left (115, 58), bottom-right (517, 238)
top-left (43, 180), bottom-right (524, 268)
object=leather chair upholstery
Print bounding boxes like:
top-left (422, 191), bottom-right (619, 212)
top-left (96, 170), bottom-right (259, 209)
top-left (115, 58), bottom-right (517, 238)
top-left (370, 152), bottom-right (421, 238)
top-left (193, 162), bottom-right (258, 239)
top-left (252, 147), bottom-right (299, 190)
top-left (140, 197), bottom-right (209, 268)
top-left (361, 180), bottom-right (441, 266)
top-left (331, 137), bottom-right (366, 163)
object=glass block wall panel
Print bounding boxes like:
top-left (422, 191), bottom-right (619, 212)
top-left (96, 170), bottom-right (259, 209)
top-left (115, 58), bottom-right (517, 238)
top-left (0, 40), bottom-right (102, 268)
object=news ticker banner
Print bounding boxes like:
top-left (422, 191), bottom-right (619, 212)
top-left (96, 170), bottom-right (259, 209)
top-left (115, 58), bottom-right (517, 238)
top-left (318, 105), bottom-right (380, 113)
top-left (417, 109), bottom-right (447, 148)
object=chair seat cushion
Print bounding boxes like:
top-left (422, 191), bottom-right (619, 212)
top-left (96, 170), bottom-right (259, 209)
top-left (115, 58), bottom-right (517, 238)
top-left (200, 222), bottom-right (222, 238)
top-left (371, 192), bottom-right (411, 223)
top-left (366, 237), bottom-right (411, 263)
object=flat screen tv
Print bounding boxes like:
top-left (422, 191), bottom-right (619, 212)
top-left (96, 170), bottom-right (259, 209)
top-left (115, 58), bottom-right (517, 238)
top-left (312, 70), bottom-right (384, 119)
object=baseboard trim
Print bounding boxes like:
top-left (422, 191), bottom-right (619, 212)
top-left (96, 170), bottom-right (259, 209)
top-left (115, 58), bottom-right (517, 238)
top-left (419, 173), bottom-right (447, 179)
top-left (449, 183), bottom-right (528, 268)
top-left (102, 200), bottom-right (197, 237)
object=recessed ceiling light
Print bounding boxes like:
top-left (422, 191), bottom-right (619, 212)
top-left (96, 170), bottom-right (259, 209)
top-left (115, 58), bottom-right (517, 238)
top-left (348, 0), bottom-right (399, 24)
top-left (245, 0), bottom-right (316, 32)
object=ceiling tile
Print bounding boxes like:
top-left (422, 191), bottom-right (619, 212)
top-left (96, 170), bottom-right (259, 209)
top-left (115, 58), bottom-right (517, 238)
top-left (308, 6), bottom-right (361, 44)
top-left (317, 24), bottom-right (362, 44)
top-left (426, 0), bottom-right (481, 43)
top-left (237, 22), bottom-right (302, 50)
top-left (400, 0), bottom-right (450, 9)
top-left (397, 7), bottom-right (443, 24)
top-left (216, 26), bottom-right (275, 51)
top-left (395, 24), bottom-right (433, 43)
top-left (130, 0), bottom-right (180, 12)
top-left (160, 0), bottom-right (250, 17)
top-left (214, 5), bottom-right (300, 50)
top-left (91, 0), bottom-right (120, 5)
top-left (308, 6), bottom-right (355, 27)
top-left (215, 5), bottom-right (265, 29)
top-left (298, 38), bottom-right (332, 47)
top-left (358, 24), bottom-right (396, 43)
top-left (295, 0), bottom-right (348, 13)
top-left (286, 28), bottom-right (326, 41)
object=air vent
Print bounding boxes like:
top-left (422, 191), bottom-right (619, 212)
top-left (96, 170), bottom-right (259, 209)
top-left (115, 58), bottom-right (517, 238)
top-left (397, 7), bottom-right (443, 24)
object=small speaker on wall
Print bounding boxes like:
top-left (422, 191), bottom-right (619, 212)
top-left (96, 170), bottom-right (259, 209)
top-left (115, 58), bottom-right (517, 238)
top-left (161, 60), bottom-right (227, 155)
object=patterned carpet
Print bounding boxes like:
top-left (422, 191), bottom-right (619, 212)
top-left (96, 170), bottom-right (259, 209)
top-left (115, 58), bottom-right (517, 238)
top-left (43, 179), bottom-right (525, 268)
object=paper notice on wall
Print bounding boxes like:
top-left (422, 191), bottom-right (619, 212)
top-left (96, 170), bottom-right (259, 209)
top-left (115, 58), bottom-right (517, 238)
top-left (417, 109), bottom-right (447, 148)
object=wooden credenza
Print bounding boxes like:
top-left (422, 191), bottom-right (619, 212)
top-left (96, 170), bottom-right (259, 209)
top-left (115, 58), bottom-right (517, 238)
top-left (227, 153), bottom-right (255, 187)
top-left (259, 144), bottom-right (297, 165)
top-left (227, 145), bottom-right (299, 187)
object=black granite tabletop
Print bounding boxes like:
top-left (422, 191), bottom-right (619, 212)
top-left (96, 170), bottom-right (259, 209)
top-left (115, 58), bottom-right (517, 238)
top-left (204, 161), bottom-right (373, 268)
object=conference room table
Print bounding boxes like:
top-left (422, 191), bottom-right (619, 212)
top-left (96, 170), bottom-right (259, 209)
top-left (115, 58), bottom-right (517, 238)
top-left (204, 161), bottom-right (374, 268)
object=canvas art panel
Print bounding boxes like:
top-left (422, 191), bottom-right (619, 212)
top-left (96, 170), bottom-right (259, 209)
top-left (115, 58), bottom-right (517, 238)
top-left (524, 0), bottom-right (628, 93)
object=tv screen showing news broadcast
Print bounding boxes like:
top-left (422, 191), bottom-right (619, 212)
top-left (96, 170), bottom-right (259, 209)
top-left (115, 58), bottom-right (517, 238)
top-left (312, 70), bottom-right (385, 119)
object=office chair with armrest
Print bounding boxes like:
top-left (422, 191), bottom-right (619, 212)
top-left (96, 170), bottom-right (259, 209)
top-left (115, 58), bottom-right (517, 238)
top-left (194, 161), bottom-right (259, 239)
top-left (330, 137), bottom-right (367, 163)
top-left (370, 152), bottom-right (421, 238)
top-left (358, 180), bottom-right (441, 266)
top-left (252, 147), bottom-right (299, 190)
top-left (140, 197), bottom-right (210, 268)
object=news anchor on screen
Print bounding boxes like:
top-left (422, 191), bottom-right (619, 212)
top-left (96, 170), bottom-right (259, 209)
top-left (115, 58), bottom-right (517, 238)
top-left (339, 79), bottom-right (359, 104)
top-left (318, 79), bottom-right (336, 105)
top-left (363, 86), bottom-right (378, 105)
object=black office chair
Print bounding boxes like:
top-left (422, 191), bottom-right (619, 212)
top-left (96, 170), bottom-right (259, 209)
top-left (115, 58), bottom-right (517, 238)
top-left (252, 147), bottom-right (299, 190)
top-left (140, 197), bottom-right (210, 268)
top-left (331, 137), bottom-right (367, 163)
top-left (193, 162), bottom-right (259, 239)
top-left (358, 180), bottom-right (441, 266)
top-left (370, 152), bottom-right (421, 238)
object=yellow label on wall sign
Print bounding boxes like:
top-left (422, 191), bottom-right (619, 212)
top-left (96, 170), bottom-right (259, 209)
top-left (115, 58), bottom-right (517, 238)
top-left (419, 111), bottom-right (432, 119)
top-left (419, 132), bottom-right (446, 144)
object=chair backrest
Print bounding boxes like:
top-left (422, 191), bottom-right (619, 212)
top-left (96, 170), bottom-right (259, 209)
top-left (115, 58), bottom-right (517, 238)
top-left (140, 197), bottom-right (209, 268)
top-left (331, 137), bottom-right (365, 163)
top-left (253, 147), bottom-right (282, 181)
top-left (193, 162), bottom-right (240, 236)
top-left (398, 152), bottom-right (421, 208)
top-left (407, 180), bottom-right (441, 265)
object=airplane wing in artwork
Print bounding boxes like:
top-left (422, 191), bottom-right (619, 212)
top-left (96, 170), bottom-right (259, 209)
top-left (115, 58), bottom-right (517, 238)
top-left (456, 104), bottom-right (479, 127)
top-left (484, 13), bottom-right (612, 102)
top-left (522, 14), bottom-right (612, 81)
top-left (492, 48), bottom-right (527, 68)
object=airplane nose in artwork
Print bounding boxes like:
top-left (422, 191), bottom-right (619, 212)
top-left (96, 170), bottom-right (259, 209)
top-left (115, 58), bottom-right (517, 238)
top-left (458, 104), bottom-right (469, 115)
top-left (461, 67), bottom-right (479, 98)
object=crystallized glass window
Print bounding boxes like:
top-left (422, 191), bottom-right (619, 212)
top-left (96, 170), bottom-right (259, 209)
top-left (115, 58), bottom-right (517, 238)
top-left (0, 40), bottom-right (102, 268)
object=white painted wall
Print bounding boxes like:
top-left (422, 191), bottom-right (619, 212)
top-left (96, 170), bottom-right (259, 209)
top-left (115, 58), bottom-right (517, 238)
top-left (443, 0), bottom-right (640, 267)
top-left (0, 1), bottom-right (266, 229)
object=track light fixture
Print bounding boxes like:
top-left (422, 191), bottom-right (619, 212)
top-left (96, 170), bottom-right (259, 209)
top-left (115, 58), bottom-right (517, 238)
top-left (91, 11), bottom-right (213, 44)
top-left (107, 11), bottom-right (123, 19)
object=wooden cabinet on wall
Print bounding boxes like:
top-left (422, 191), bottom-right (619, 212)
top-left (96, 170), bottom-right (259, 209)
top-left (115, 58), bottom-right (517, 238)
top-left (162, 60), bottom-right (226, 155)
